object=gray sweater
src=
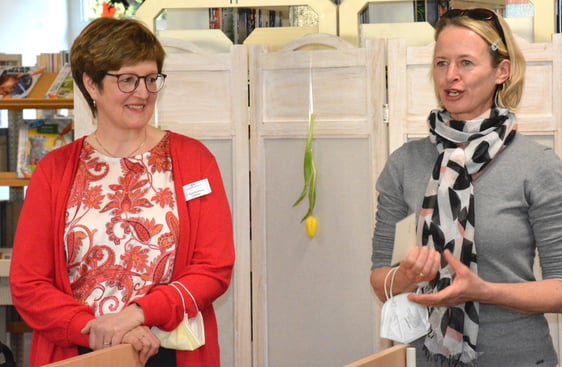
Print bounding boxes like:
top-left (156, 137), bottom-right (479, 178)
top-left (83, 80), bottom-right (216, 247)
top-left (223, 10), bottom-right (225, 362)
top-left (372, 134), bottom-right (562, 367)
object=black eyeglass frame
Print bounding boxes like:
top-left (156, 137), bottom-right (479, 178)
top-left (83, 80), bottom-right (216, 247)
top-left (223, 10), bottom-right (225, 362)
top-left (442, 8), bottom-right (507, 52)
top-left (105, 72), bottom-right (167, 93)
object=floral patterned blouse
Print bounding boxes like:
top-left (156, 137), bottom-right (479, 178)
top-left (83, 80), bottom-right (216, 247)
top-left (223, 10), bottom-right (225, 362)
top-left (64, 133), bottom-right (178, 317)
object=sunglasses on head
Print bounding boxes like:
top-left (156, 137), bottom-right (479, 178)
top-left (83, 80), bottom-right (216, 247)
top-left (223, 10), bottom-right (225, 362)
top-left (443, 8), bottom-right (507, 51)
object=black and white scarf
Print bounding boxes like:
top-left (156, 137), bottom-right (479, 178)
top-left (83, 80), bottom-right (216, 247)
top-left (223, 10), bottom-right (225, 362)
top-left (417, 107), bottom-right (517, 365)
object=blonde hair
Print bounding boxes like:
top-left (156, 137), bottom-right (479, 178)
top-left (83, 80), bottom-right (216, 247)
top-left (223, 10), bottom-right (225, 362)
top-left (432, 11), bottom-right (525, 111)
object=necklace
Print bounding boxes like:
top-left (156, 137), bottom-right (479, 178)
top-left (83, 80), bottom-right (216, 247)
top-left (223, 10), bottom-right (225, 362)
top-left (94, 128), bottom-right (147, 158)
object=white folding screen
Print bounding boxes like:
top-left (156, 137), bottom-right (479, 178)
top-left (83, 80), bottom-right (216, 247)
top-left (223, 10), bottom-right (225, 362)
top-left (72, 39), bottom-right (252, 367)
top-left (72, 29), bottom-right (562, 366)
top-left (249, 34), bottom-right (387, 367)
top-left (154, 40), bottom-right (252, 367)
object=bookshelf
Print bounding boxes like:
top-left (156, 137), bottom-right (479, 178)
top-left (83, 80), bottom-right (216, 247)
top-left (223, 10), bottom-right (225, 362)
top-left (0, 71), bottom-right (74, 254)
top-left (0, 70), bottom-right (73, 367)
top-left (340, 0), bottom-right (555, 46)
top-left (135, 0), bottom-right (338, 41)
top-left (0, 71), bottom-right (73, 187)
top-left (0, 72), bottom-right (73, 111)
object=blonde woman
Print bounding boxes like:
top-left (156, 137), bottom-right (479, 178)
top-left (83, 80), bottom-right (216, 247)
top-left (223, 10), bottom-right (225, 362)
top-left (371, 8), bottom-right (562, 367)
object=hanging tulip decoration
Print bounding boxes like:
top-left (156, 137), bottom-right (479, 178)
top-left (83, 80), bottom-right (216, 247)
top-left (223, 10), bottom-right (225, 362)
top-left (293, 112), bottom-right (318, 239)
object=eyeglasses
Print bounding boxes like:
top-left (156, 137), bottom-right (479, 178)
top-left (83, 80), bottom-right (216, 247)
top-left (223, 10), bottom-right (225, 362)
top-left (443, 8), bottom-right (507, 52)
top-left (105, 72), bottom-right (167, 93)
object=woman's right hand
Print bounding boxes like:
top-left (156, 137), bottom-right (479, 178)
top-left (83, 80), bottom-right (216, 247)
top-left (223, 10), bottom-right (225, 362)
top-left (371, 246), bottom-right (441, 302)
top-left (400, 245), bottom-right (441, 284)
top-left (122, 325), bottom-right (161, 365)
top-left (81, 303), bottom-right (145, 350)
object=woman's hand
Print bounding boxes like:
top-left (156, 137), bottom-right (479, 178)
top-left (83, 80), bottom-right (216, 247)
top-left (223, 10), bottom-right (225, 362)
top-left (408, 249), bottom-right (485, 307)
top-left (399, 245), bottom-right (441, 284)
top-left (371, 245), bottom-right (441, 301)
top-left (81, 304), bottom-right (145, 350)
top-left (122, 326), bottom-right (161, 364)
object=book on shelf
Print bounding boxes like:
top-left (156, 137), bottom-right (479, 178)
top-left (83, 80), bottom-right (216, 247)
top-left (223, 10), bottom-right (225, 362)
top-left (36, 50), bottom-right (69, 73)
top-left (209, 8), bottom-right (223, 30)
top-left (17, 118), bottom-right (74, 178)
top-left (0, 53), bottom-right (22, 69)
top-left (0, 66), bottom-right (44, 99)
top-left (212, 7), bottom-right (287, 44)
top-left (45, 63), bottom-right (73, 100)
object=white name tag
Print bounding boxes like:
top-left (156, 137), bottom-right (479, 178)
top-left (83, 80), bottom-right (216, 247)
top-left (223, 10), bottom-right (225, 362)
top-left (183, 178), bottom-right (212, 201)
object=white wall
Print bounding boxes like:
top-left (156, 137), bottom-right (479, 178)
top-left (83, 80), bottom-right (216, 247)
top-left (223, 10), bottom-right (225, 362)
top-left (0, 0), bottom-right (78, 65)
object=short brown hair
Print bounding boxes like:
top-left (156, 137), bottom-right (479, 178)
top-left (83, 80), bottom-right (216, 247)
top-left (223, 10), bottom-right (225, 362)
top-left (70, 17), bottom-right (165, 117)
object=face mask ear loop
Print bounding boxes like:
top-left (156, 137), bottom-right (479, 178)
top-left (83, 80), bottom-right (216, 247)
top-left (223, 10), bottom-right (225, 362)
top-left (384, 266), bottom-right (400, 300)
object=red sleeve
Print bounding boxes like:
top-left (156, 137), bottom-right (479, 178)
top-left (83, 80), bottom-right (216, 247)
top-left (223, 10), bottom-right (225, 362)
top-left (9, 141), bottom-right (92, 347)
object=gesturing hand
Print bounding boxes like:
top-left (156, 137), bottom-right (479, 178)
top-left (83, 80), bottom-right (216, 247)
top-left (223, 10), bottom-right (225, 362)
top-left (408, 249), bottom-right (484, 307)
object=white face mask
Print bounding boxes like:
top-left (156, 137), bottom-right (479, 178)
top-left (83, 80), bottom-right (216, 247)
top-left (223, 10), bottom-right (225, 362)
top-left (152, 311), bottom-right (205, 350)
top-left (380, 267), bottom-right (430, 344)
top-left (380, 292), bottom-right (430, 344)
top-left (151, 282), bottom-right (206, 351)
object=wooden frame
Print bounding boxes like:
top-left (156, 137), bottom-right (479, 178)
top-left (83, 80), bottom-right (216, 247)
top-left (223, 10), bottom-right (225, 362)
top-left (40, 344), bottom-right (142, 367)
top-left (343, 344), bottom-right (410, 367)
top-left (249, 33), bottom-right (387, 367)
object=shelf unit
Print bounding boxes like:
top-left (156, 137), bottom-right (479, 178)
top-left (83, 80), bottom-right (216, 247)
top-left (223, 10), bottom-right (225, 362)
top-left (135, 0), bottom-right (338, 39)
top-left (0, 70), bottom-right (74, 266)
top-left (0, 71), bottom-right (73, 367)
top-left (0, 72), bottom-right (73, 111)
top-left (0, 72), bottom-right (74, 187)
top-left (340, 0), bottom-right (554, 46)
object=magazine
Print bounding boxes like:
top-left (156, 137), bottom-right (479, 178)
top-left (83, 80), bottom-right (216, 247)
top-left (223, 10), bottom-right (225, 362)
top-left (17, 118), bottom-right (73, 178)
top-left (0, 66), bottom-right (43, 99)
top-left (45, 63), bottom-right (73, 99)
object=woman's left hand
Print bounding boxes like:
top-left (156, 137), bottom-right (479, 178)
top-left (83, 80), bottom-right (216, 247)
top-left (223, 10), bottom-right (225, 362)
top-left (122, 326), bottom-right (160, 364)
top-left (408, 249), bottom-right (485, 307)
top-left (81, 304), bottom-right (145, 350)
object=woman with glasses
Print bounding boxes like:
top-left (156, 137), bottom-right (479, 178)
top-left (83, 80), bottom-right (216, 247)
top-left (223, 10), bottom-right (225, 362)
top-left (9, 17), bottom-right (235, 367)
top-left (371, 8), bottom-right (562, 367)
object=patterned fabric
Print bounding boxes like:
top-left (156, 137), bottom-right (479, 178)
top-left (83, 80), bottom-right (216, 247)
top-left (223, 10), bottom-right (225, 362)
top-left (417, 107), bottom-right (517, 365)
top-left (64, 133), bottom-right (179, 317)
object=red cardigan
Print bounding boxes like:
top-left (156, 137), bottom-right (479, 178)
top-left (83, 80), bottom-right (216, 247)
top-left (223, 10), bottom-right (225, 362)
top-left (10, 132), bottom-right (235, 367)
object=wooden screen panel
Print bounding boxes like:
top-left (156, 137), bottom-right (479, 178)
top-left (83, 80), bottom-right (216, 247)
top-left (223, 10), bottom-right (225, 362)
top-left (387, 34), bottom-right (562, 156)
top-left (263, 138), bottom-right (375, 367)
top-left (155, 39), bottom-right (252, 367)
top-left (261, 62), bottom-right (369, 123)
top-left (249, 35), bottom-right (387, 367)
